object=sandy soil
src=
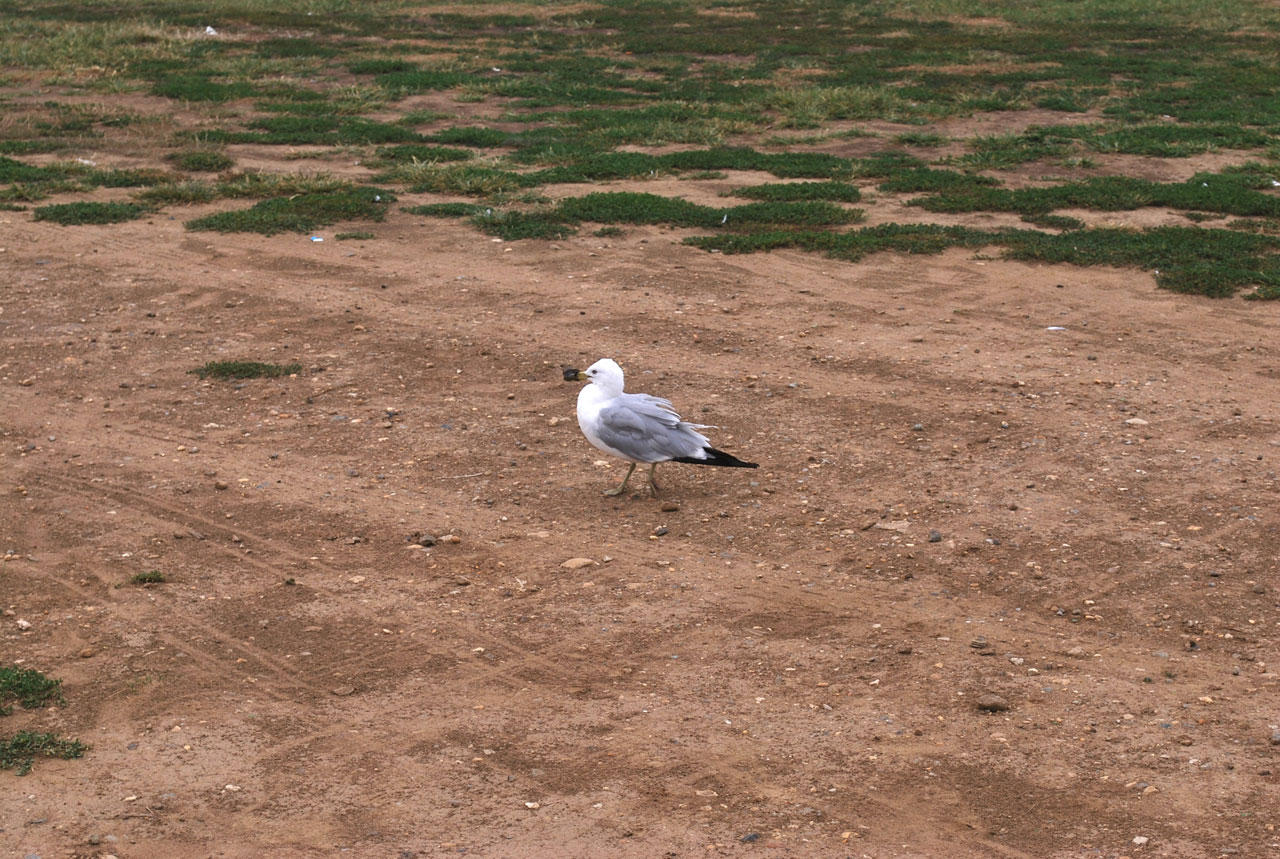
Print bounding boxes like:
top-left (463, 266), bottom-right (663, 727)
top-left (2, 136), bottom-right (1279, 859)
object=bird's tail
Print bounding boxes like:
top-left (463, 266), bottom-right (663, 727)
top-left (674, 447), bottom-right (758, 468)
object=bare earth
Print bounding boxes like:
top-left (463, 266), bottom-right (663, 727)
top-left (2, 140), bottom-right (1279, 859)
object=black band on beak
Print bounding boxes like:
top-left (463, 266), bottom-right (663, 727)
top-left (562, 367), bottom-right (581, 381)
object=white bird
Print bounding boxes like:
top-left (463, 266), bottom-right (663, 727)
top-left (563, 358), bottom-right (757, 496)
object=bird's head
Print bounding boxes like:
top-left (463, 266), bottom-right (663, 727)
top-left (564, 358), bottom-right (625, 395)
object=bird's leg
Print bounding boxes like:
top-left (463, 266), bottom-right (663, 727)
top-left (646, 463), bottom-right (661, 497)
top-left (603, 462), bottom-right (637, 496)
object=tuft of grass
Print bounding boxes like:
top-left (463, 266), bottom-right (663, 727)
top-left (168, 150), bottom-right (235, 172)
top-left (1, 665), bottom-right (65, 715)
top-left (335, 231), bottom-right (375, 240)
top-left (33, 201), bottom-right (146, 225)
top-left (136, 180), bottom-right (216, 205)
top-left (895, 131), bottom-right (950, 147)
top-left (129, 569), bottom-right (165, 585)
top-left (1022, 213), bottom-right (1087, 230)
top-left (403, 164), bottom-right (527, 196)
top-left (404, 202), bottom-right (488, 217)
top-left (0, 731), bottom-right (88, 776)
top-left (186, 187), bottom-right (394, 235)
top-left (189, 361), bottom-right (302, 380)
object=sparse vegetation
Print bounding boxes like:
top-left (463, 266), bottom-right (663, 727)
top-left (129, 569), bottom-right (166, 585)
top-left (1, 731), bottom-right (88, 776)
top-left (190, 361), bottom-right (302, 380)
top-left (1, 665), bottom-right (64, 715)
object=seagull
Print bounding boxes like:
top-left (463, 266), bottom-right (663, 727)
top-left (563, 358), bottom-right (757, 496)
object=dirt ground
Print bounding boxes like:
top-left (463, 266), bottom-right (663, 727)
top-left (2, 134), bottom-right (1279, 859)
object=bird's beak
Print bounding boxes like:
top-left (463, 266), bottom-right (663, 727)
top-left (562, 368), bottom-right (586, 382)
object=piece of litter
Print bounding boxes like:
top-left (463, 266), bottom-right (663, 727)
top-left (309, 236), bottom-right (323, 242)
top-left (204, 25), bottom-right (218, 35)
top-left (1046, 326), bottom-right (1067, 331)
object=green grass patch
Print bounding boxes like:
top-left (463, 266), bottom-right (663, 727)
top-left (373, 144), bottom-right (473, 164)
top-left (129, 569), bottom-right (165, 585)
top-left (1, 665), bottom-right (64, 715)
top-left (688, 222), bottom-right (1280, 299)
top-left (189, 361), bottom-right (303, 380)
top-left (335, 231), bottom-right (375, 240)
top-left (728, 181), bottom-right (862, 202)
top-left (0, 731), bottom-right (88, 776)
top-left (186, 187), bottom-right (393, 235)
top-left (471, 209), bottom-right (576, 240)
top-left (153, 76), bottom-right (258, 103)
top-left (877, 168), bottom-right (1000, 193)
top-left (427, 127), bottom-right (513, 147)
top-left (33, 201), bottom-right (147, 225)
top-left (557, 192), bottom-right (860, 229)
top-left (912, 171), bottom-right (1280, 217)
top-left (1022, 213), bottom-right (1087, 230)
top-left (169, 150), bottom-right (234, 172)
top-left (404, 202), bottom-right (489, 217)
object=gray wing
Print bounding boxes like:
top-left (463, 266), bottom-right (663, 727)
top-left (595, 393), bottom-right (710, 463)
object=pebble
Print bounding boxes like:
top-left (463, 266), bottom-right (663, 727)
top-left (79, 647), bottom-right (95, 659)
top-left (660, 502), bottom-right (680, 513)
top-left (331, 685), bottom-right (355, 696)
top-left (1132, 835), bottom-right (1149, 845)
top-left (1270, 732), bottom-right (1280, 746)
top-left (1066, 646), bottom-right (1086, 658)
top-left (16, 618), bottom-right (31, 630)
top-left (970, 637), bottom-right (989, 650)
top-left (928, 530), bottom-right (942, 542)
top-left (408, 532), bottom-right (437, 547)
top-left (1124, 418), bottom-right (1149, 426)
top-left (975, 693), bottom-right (1010, 712)
top-left (560, 557), bottom-right (595, 569)
top-left (214, 481), bottom-right (228, 490)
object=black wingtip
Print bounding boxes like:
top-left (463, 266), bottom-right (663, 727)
top-left (673, 447), bottom-right (758, 468)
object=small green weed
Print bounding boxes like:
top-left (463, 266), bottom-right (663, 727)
top-left (129, 570), bottom-right (165, 585)
top-left (1, 665), bottom-right (64, 714)
top-left (0, 731), bottom-right (88, 776)
top-left (33, 201), bottom-right (147, 225)
top-left (189, 361), bottom-right (302, 380)
top-left (335, 231), bottom-right (375, 240)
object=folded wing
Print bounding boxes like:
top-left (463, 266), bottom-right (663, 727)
top-left (595, 394), bottom-right (711, 463)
